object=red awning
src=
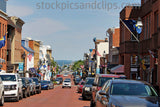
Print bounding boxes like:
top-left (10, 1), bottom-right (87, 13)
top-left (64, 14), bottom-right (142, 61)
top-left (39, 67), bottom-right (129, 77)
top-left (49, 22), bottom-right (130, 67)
top-left (111, 65), bottom-right (124, 74)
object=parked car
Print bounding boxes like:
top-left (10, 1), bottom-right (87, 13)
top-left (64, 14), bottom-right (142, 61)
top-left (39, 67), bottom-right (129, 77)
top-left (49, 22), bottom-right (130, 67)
top-left (28, 78), bottom-right (36, 95)
top-left (62, 79), bottom-right (71, 88)
top-left (48, 81), bottom-right (54, 89)
top-left (21, 77), bottom-right (30, 98)
top-left (57, 77), bottom-right (63, 84)
top-left (63, 73), bottom-right (68, 77)
top-left (77, 80), bottom-right (85, 93)
top-left (31, 77), bottom-right (41, 94)
top-left (0, 73), bottom-right (23, 102)
top-left (94, 79), bottom-right (160, 107)
top-left (0, 77), bottom-right (4, 106)
top-left (41, 80), bottom-right (50, 90)
top-left (54, 78), bottom-right (60, 85)
top-left (82, 77), bottom-right (94, 100)
top-left (90, 74), bottom-right (126, 106)
top-left (74, 77), bottom-right (81, 85)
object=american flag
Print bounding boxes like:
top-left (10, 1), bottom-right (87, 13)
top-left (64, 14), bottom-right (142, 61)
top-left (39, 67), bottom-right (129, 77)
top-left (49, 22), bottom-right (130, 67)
top-left (96, 51), bottom-right (102, 57)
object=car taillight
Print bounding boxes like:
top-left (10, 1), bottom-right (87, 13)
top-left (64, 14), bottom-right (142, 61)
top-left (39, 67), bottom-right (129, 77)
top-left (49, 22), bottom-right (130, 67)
top-left (97, 87), bottom-right (101, 91)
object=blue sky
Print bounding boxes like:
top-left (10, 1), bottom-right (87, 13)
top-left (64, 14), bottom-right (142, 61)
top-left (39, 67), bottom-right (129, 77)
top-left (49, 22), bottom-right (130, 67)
top-left (7, 0), bottom-right (140, 60)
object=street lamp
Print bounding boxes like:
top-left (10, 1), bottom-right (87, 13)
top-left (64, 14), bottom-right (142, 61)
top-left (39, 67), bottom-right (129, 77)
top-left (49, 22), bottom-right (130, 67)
top-left (136, 17), bottom-right (143, 79)
top-left (22, 51), bottom-right (26, 77)
top-left (103, 51), bottom-right (106, 74)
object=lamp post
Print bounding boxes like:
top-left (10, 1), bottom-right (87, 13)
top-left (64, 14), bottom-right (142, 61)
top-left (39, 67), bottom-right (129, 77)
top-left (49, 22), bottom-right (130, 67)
top-left (103, 51), bottom-right (106, 74)
top-left (136, 17), bottom-right (143, 79)
top-left (22, 51), bottom-right (26, 77)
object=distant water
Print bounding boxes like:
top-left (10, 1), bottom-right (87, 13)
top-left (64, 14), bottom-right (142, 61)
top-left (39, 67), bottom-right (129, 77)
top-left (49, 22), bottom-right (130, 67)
top-left (55, 60), bottom-right (74, 66)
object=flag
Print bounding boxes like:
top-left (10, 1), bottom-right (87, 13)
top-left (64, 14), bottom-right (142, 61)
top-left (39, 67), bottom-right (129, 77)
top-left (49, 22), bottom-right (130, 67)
top-left (123, 20), bottom-right (136, 33)
top-left (148, 50), bottom-right (155, 58)
top-left (123, 20), bottom-right (142, 34)
top-left (89, 49), bottom-right (93, 52)
top-left (96, 51), bottom-right (101, 57)
top-left (133, 24), bottom-right (142, 34)
top-left (0, 36), bottom-right (6, 48)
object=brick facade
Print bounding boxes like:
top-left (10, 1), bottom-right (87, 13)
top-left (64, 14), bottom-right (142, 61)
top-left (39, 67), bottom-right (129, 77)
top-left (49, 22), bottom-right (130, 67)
top-left (0, 10), bottom-right (7, 71)
top-left (119, 0), bottom-right (160, 93)
top-left (29, 40), bottom-right (40, 68)
top-left (107, 28), bottom-right (120, 64)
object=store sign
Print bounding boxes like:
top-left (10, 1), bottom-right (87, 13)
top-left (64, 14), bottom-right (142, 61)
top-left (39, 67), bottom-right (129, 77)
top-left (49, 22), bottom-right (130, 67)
top-left (19, 63), bottom-right (24, 73)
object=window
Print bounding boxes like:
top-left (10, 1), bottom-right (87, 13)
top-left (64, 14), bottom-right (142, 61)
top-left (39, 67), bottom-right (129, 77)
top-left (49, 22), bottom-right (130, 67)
top-left (143, 18), bottom-right (145, 39)
top-left (146, 17), bottom-right (148, 39)
top-left (154, 11), bottom-right (159, 33)
top-left (131, 33), bottom-right (138, 41)
top-left (149, 15), bottom-right (151, 38)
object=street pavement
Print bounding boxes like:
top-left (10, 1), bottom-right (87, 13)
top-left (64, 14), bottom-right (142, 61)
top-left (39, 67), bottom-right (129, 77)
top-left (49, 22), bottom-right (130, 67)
top-left (3, 75), bottom-right (90, 107)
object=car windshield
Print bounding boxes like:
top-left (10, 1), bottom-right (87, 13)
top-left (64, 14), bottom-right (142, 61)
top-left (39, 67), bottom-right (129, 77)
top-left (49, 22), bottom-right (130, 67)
top-left (41, 81), bottom-right (49, 84)
top-left (98, 77), bottom-right (117, 87)
top-left (55, 79), bottom-right (59, 81)
top-left (0, 75), bottom-right (16, 81)
top-left (57, 78), bottom-right (62, 80)
top-left (32, 78), bottom-right (38, 83)
top-left (85, 79), bottom-right (94, 85)
top-left (64, 80), bottom-right (70, 82)
top-left (111, 83), bottom-right (158, 96)
top-left (22, 78), bottom-right (25, 84)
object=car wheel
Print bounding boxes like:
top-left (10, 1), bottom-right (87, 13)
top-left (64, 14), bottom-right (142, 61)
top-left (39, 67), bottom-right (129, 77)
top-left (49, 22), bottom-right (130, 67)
top-left (0, 93), bottom-right (4, 106)
top-left (24, 90), bottom-right (27, 98)
top-left (70, 87), bottom-right (71, 88)
top-left (62, 86), bottom-right (64, 88)
top-left (47, 86), bottom-right (49, 90)
top-left (28, 91), bottom-right (30, 97)
top-left (90, 99), bottom-right (95, 107)
top-left (15, 93), bottom-right (19, 102)
top-left (20, 91), bottom-right (23, 100)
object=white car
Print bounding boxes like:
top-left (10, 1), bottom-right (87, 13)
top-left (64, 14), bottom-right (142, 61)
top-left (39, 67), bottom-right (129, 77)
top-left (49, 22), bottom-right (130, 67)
top-left (0, 73), bottom-right (23, 102)
top-left (62, 80), bottom-right (71, 88)
top-left (63, 73), bottom-right (68, 77)
top-left (0, 77), bottom-right (4, 106)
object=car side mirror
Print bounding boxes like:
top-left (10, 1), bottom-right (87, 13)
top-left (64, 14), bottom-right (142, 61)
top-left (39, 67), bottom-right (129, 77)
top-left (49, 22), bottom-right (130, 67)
top-left (99, 90), bottom-right (106, 95)
top-left (93, 82), bottom-right (98, 86)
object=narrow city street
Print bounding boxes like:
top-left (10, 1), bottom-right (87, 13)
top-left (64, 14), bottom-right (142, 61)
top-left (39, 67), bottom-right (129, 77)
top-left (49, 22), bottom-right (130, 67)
top-left (3, 75), bottom-right (90, 107)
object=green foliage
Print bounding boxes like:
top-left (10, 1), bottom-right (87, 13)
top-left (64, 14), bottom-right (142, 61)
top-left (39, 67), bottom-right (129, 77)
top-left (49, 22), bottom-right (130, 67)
top-left (71, 60), bottom-right (84, 71)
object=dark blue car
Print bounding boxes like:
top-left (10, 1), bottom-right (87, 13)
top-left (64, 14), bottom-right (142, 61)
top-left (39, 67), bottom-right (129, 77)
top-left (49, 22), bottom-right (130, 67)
top-left (41, 80), bottom-right (50, 90)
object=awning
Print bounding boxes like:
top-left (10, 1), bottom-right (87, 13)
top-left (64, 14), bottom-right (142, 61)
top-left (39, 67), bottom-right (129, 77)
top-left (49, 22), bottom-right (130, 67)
top-left (111, 65), bottom-right (124, 74)
top-left (29, 68), bottom-right (37, 74)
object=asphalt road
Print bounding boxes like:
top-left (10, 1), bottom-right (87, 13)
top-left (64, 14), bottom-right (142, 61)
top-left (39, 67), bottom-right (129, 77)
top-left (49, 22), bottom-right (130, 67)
top-left (3, 75), bottom-right (90, 107)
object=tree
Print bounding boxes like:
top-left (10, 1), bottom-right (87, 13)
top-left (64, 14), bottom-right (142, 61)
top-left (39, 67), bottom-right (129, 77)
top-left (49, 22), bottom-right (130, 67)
top-left (71, 60), bottom-right (84, 72)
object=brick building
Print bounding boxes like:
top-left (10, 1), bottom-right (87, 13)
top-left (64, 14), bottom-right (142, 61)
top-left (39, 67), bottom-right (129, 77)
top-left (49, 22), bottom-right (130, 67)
top-left (29, 40), bottom-right (40, 68)
top-left (0, 10), bottom-right (7, 71)
top-left (107, 28), bottom-right (120, 64)
top-left (7, 16), bottom-right (25, 73)
top-left (119, 0), bottom-right (160, 93)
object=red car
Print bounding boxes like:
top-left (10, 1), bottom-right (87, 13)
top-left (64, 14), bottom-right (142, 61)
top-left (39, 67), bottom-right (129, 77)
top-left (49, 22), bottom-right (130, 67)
top-left (77, 80), bottom-right (85, 93)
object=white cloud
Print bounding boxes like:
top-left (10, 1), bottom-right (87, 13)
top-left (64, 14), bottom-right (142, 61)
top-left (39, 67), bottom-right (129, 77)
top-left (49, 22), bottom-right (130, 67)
top-left (22, 18), bottom-right (69, 37)
top-left (7, 5), bottom-right (34, 17)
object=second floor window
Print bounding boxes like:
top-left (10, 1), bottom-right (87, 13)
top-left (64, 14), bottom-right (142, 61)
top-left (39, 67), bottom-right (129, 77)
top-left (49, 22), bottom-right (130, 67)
top-left (154, 11), bottom-right (159, 33)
